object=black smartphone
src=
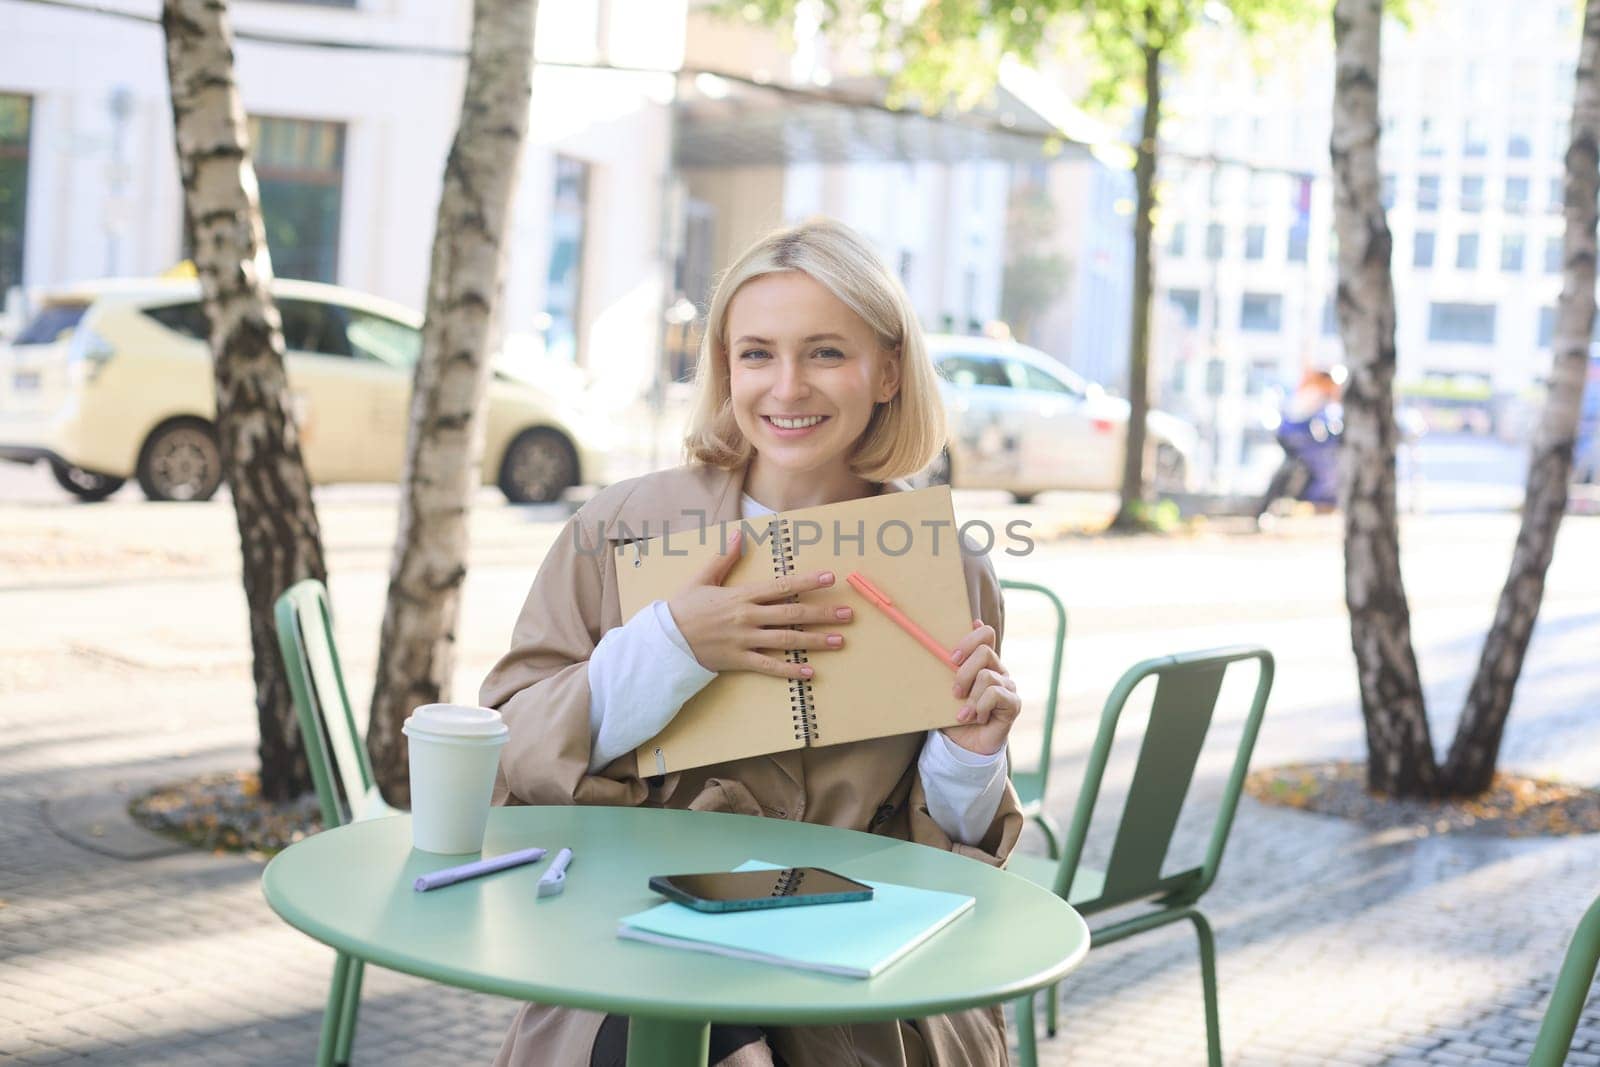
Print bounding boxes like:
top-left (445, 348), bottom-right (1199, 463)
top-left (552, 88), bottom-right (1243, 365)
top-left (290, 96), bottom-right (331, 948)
top-left (647, 867), bottom-right (874, 912)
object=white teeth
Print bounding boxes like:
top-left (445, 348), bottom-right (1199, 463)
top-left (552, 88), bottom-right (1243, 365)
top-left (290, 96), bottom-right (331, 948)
top-left (769, 415), bottom-right (824, 429)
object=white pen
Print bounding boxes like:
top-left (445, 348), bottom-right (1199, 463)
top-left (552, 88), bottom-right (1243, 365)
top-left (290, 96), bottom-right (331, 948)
top-left (537, 847), bottom-right (573, 898)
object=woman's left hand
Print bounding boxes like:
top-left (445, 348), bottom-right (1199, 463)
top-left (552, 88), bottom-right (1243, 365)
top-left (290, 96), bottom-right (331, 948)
top-left (939, 619), bottom-right (1021, 757)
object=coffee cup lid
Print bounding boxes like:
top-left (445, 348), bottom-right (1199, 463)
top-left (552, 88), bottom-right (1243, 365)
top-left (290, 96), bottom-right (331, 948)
top-left (402, 703), bottom-right (509, 742)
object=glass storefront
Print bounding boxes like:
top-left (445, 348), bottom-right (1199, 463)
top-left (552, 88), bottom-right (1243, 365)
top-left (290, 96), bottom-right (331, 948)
top-left (0, 94), bottom-right (30, 296)
top-left (248, 115), bottom-right (346, 284)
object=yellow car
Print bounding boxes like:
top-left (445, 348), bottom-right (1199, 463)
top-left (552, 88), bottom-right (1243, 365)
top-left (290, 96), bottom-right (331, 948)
top-left (0, 278), bottom-right (611, 503)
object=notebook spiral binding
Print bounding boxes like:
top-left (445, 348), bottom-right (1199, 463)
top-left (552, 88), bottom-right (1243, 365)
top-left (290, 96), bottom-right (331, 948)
top-left (770, 868), bottom-right (806, 897)
top-left (771, 519), bottom-right (819, 744)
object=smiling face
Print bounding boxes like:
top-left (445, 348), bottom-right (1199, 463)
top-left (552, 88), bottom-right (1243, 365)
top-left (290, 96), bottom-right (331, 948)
top-left (725, 270), bottom-right (902, 507)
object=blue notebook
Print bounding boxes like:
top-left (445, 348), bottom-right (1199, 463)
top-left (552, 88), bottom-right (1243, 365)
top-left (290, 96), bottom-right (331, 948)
top-left (616, 861), bottom-right (974, 979)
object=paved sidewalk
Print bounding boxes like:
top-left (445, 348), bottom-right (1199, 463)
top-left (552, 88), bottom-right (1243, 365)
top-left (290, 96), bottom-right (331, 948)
top-left (3, 502), bottom-right (1599, 1065)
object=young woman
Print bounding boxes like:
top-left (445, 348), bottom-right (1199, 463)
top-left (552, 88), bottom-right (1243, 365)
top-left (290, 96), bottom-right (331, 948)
top-left (481, 218), bottom-right (1025, 1067)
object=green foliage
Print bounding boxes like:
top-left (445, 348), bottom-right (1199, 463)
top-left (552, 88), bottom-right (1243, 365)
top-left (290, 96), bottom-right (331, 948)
top-left (1396, 377), bottom-right (1494, 402)
top-left (726, 1), bottom-right (1312, 121)
top-left (1107, 496), bottom-right (1182, 533)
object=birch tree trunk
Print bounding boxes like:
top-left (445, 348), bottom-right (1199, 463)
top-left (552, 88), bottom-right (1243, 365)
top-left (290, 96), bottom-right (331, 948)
top-left (1440, 0), bottom-right (1600, 794)
top-left (1330, 0), bottom-right (1436, 796)
top-left (163, 0), bottom-right (325, 802)
top-left (1112, 27), bottom-right (1161, 529)
top-left (367, 0), bottom-right (538, 803)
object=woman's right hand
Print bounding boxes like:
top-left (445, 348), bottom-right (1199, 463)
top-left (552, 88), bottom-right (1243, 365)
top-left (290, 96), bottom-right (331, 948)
top-left (667, 529), bottom-right (855, 680)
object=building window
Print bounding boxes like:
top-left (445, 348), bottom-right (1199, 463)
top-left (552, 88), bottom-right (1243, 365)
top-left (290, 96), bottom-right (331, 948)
top-left (1462, 118), bottom-right (1489, 157)
top-left (1500, 234), bottom-right (1525, 272)
top-left (1239, 292), bottom-right (1282, 333)
top-left (1511, 61), bottom-right (1538, 97)
top-left (1419, 115), bottom-right (1444, 157)
top-left (544, 155), bottom-right (590, 363)
top-left (1247, 170), bottom-right (1272, 207)
top-left (1167, 223), bottom-right (1187, 258)
top-left (1205, 223), bottom-right (1224, 260)
top-left (1167, 288), bottom-right (1201, 328)
top-left (1456, 233), bottom-right (1479, 270)
top-left (1505, 176), bottom-right (1529, 213)
top-left (1244, 224), bottom-right (1266, 260)
top-left (247, 116), bottom-right (345, 284)
top-left (1546, 235), bottom-right (1564, 273)
top-left (1548, 176), bottom-right (1565, 214)
top-left (1246, 358), bottom-right (1280, 395)
top-left (1556, 61), bottom-right (1575, 103)
top-left (1413, 230), bottom-right (1435, 268)
top-left (1427, 302), bottom-right (1496, 344)
top-left (1380, 174), bottom-right (1396, 209)
top-left (0, 94), bottom-right (28, 296)
top-left (1287, 223), bottom-right (1309, 262)
top-left (1417, 174), bottom-right (1440, 212)
top-left (1460, 175), bottom-right (1484, 213)
top-left (1507, 118), bottom-right (1534, 158)
top-left (1321, 295), bottom-right (1339, 336)
top-left (1534, 305), bottom-right (1599, 347)
top-left (1463, 59), bottom-right (1485, 105)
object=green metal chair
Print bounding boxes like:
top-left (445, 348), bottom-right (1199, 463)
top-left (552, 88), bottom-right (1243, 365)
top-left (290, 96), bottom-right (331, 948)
top-left (274, 578), bottom-right (398, 1067)
top-left (999, 579), bottom-right (1067, 858)
top-left (1529, 892), bottom-right (1600, 1066)
top-left (1008, 646), bottom-right (1274, 1067)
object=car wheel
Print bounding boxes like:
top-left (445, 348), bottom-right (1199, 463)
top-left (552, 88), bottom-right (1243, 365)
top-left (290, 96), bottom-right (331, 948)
top-left (926, 447), bottom-right (953, 487)
top-left (498, 427), bottom-right (579, 504)
top-left (136, 419), bottom-right (223, 502)
top-left (1153, 444), bottom-right (1187, 494)
top-left (49, 459), bottom-right (126, 503)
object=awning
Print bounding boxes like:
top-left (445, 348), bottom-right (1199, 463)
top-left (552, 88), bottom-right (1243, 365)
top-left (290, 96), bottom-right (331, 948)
top-left (672, 67), bottom-right (1098, 168)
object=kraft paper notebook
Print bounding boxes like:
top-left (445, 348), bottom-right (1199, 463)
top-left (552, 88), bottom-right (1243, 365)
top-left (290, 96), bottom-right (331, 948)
top-left (614, 486), bottom-right (973, 777)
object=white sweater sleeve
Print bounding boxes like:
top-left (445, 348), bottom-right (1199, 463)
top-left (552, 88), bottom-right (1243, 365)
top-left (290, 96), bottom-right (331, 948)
top-left (586, 599), bottom-right (715, 773)
top-left (918, 730), bottom-right (1009, 845)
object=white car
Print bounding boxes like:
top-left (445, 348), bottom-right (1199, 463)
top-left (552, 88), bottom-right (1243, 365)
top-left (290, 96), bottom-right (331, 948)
top-left (0, 278), bottom-right (612, 503)
top-left (925, 334), bottom-right (1197, 503)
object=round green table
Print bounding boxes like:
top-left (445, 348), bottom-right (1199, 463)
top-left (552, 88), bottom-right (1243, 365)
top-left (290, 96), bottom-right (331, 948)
top-left (262, 806), bottom-right (1089, 1066)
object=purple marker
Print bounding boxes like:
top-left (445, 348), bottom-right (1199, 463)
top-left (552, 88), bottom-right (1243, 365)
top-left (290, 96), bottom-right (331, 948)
top-left (413, 846), bottom-right (547, 892)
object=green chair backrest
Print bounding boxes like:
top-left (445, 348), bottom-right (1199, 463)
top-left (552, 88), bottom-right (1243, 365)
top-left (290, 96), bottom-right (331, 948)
top-left (273, 578), bottom-right (377, 829)
top-left (1053, 646), bottom-right (1274, 912)
top-left (1529, 892), bottom-right (1600, 1067)
top-left (999, 579), bottom-right (1067, 798)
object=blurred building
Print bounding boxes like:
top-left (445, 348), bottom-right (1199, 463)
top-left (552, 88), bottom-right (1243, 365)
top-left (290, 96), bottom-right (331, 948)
top-left (668, 7), bottom-right (1044, 381)
top-left (0, 0), bottom-right (682, 403)
top-left (0, 0), bottom-right (1116, 439)
top-left (1156, 0), bottom-right (1582, 487)
top-left (668, 8), bottom-right (1135, 413)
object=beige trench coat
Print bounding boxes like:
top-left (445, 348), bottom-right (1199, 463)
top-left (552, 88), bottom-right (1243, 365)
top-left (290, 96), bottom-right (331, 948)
top-left (479, 463), bottom-right (1023, 1067)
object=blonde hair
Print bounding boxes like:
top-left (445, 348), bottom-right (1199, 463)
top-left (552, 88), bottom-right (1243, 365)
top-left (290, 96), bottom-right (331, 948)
top-left (683, 217), bottom-right (946, 483)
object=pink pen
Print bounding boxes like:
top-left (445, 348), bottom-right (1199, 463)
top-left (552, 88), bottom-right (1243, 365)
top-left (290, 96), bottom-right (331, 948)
top-left (845, 572), bottom-right (958, 671)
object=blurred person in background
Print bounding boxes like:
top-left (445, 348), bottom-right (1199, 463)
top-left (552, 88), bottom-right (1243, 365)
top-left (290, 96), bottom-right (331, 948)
top-left (1256, 366), bottom-right (1344, 520)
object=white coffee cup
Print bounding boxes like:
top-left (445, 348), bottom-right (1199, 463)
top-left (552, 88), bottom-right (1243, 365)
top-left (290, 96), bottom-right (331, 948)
top-left (402, 703), bottom-right (510, 855)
